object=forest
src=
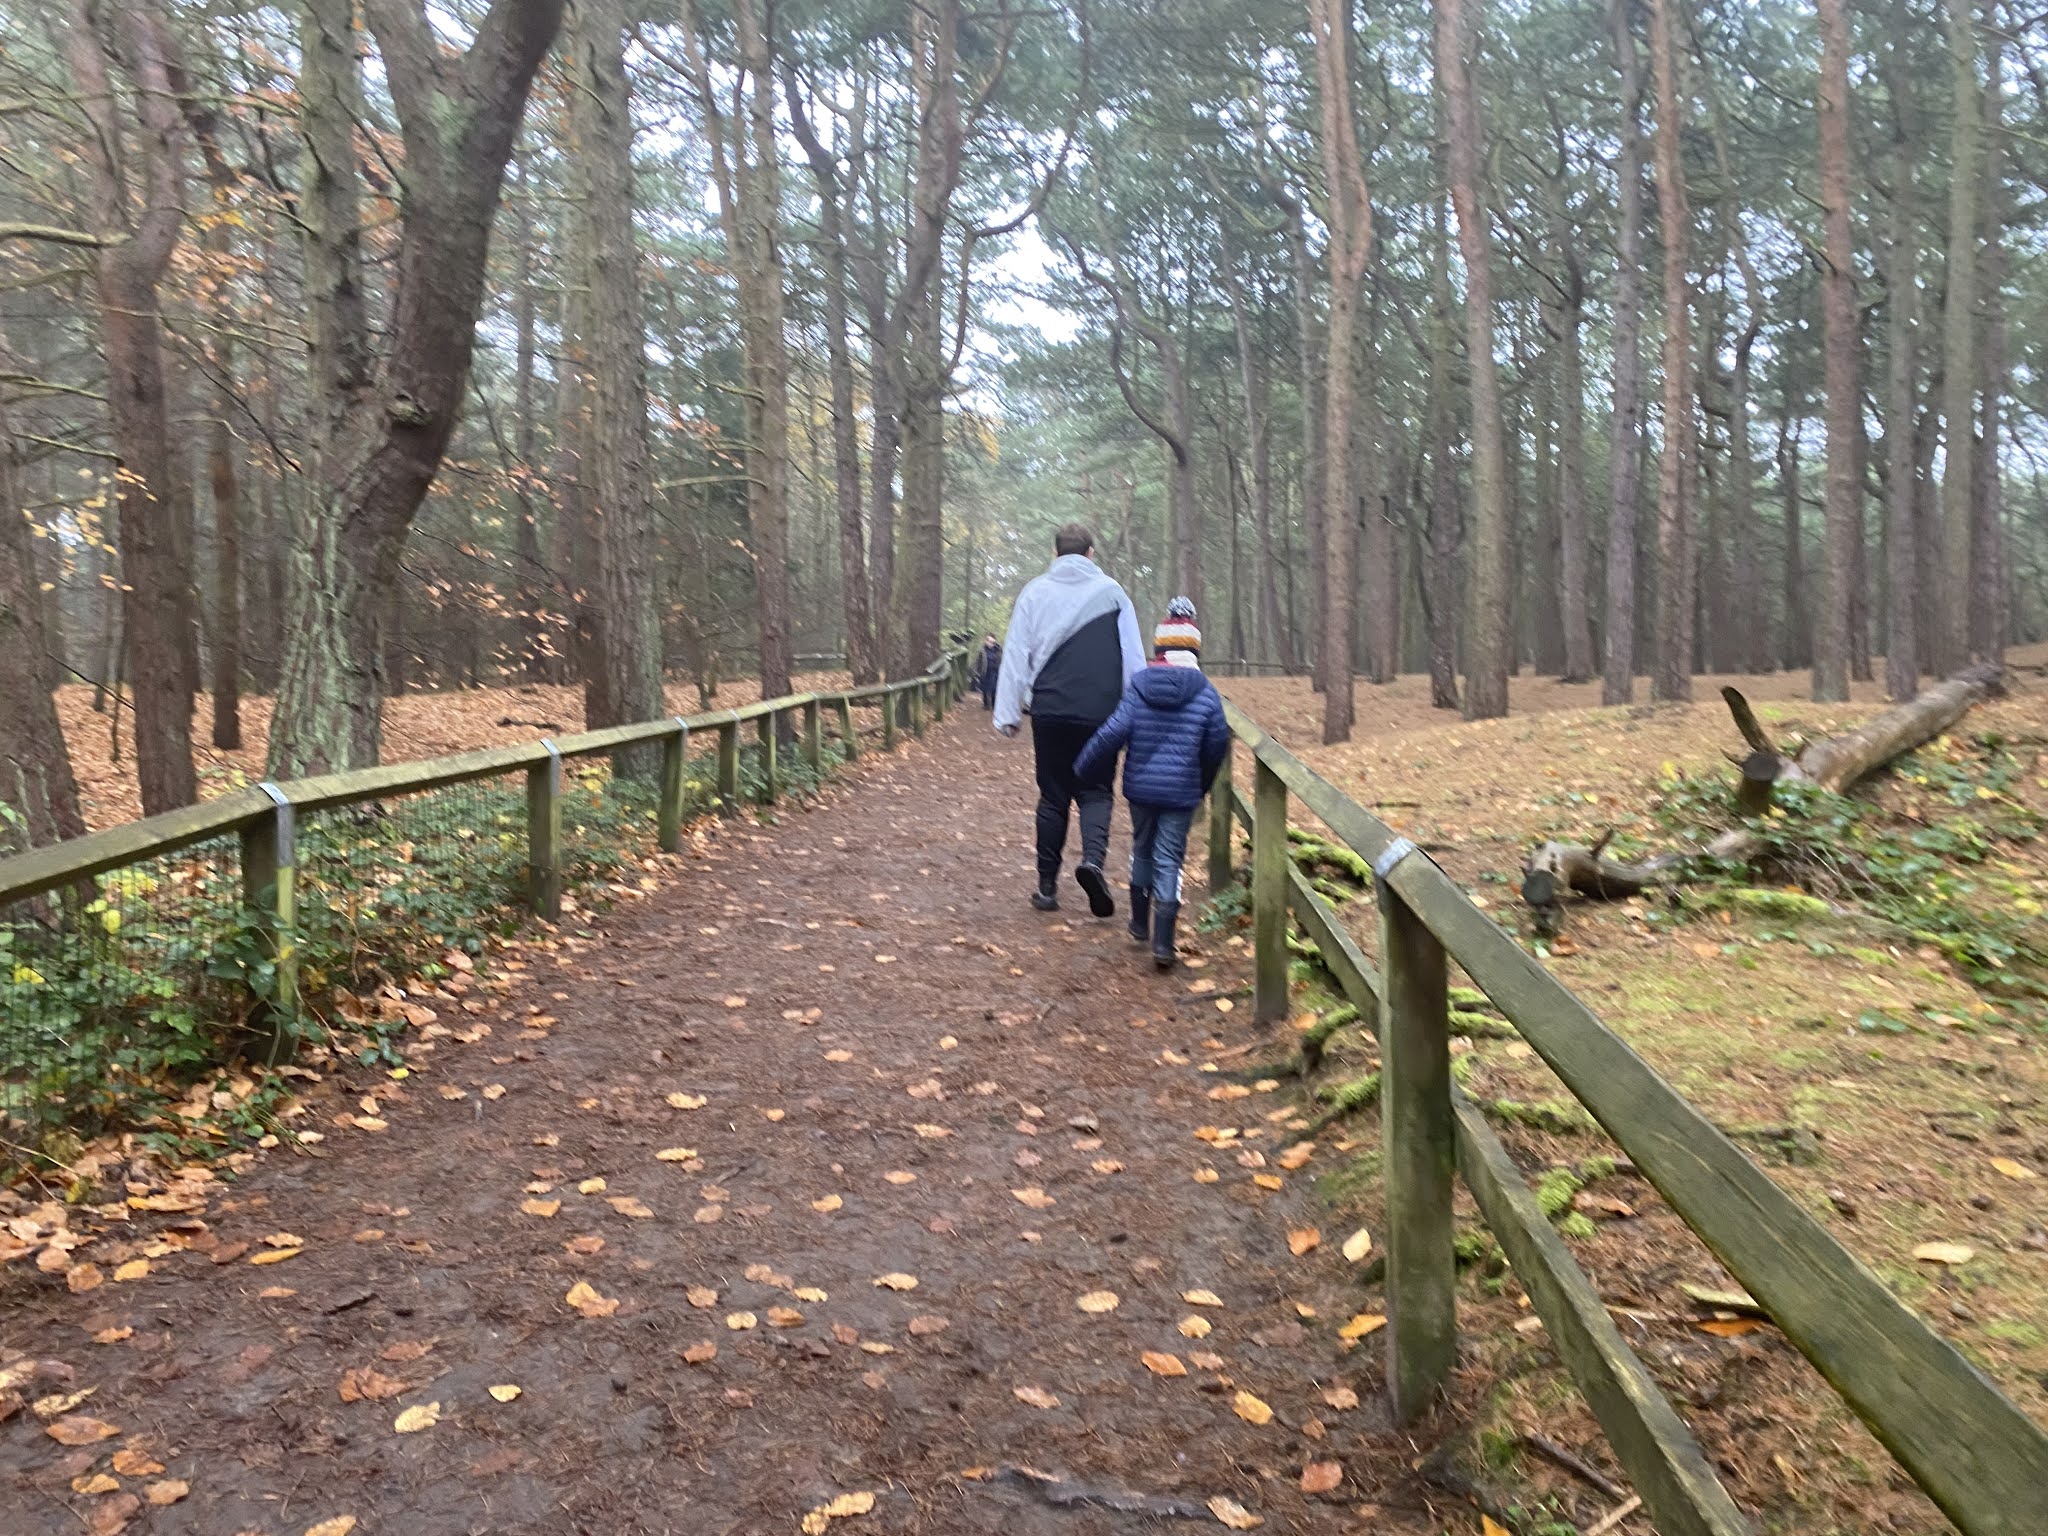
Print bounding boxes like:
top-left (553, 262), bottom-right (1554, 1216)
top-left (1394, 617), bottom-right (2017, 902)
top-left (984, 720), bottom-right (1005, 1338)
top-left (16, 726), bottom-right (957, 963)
top-left (0, 0), bottom-right (2042, 837)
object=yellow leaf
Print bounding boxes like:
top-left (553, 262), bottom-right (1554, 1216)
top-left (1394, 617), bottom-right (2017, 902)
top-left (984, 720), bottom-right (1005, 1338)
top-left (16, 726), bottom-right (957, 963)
top-left (1012, 1187), bottom-right (1056, 1210)
top-left (1193, 1168), bottom-right (1220, 1184)
top-left (812, 1194), bottom-right (844, 1212)
top-left (682, 1341), bottom-right (717, 1364)
top-left (1012, 1384), bottom-right (1060, 1409)
top-left (488, 1385), bottom-right (521, 1402)
top-left (303, 1521), bottom-right (359, 1536)
top-left (482, 1084), bottom-right (507, 1100)
top-left (71, 1473), bottom-right (120, 1495)
top-left (1140, 1350), bottom-right (1187, 1377)
top-left (113, 1258), bottom-right (150, 1282)
top-left (1091, 1159), bottom-right (1125, 1174)
top-left (800, 1489), bottom-right (877, 1532)
top-left (520, 1198), bottom-right (560, 1218)
top-left (1209, 1494), bottom-right (1263, 1528)
top-left (258, 1285), bottom-right (296, 1299)
top-left (873, 1273), bottom-right (919, 1291)
top-left (1231, 1390), bottom-right (1273, 1425)
top-left (111, 1449), bottom-right (163, 1476)
top-left (655, 1147), bottom-right (699, 1161)
top-left (1076, 1290), bottom-right (1120, 1314)
top-left (884, 1170), bottom-right (917, 1185)
top-left (249, 1248), bottom-right (301, 1265)
top-left (66, 1264), bottom-right (104, 1293)
top-left (1287, 1227), bottom-right (1321, 1256)
top-left (392, 1402), bottom-right (441, 1434)
top-left (606, 1196), bottom-right (654, 1219)
top-left (1341, 1228), bottom-right (1373, 1263)
top-left (1252, 1174), bottom-right (1283, 1191)
top-left (563, 1280), bottom-right (618, 1317)
top-left (1321, 1385), bottom-right (1359, 1410)
top-left (577, 1177), bottom-right (607, 1194)
top-left (1276, 1143), bottom-right (1314, 1170)
top-left (687, 1285), bottom-right (719, 1308)
top-left (725, 1311), bottom-right (757, 1330)
top-left (1178, 1315), bottom-right (1212, 1339)
top-left (793, 1286), bottom-right (828, 1302)
top-left (145, 1479), bottom-right (190, 1505)
top-left (1990, 1157), bottom-right (2037, 1181)
top-left (1911, 1241), bottom-right (1975, 1266)
top-left (666, 1093), bottom-right (707, 1110)
top-left (766, 1306), bottom-right (805, 1328)
top-left (92, 1327), bottom-right (132, 1345)
top-left (1182, 1288), bottom-right (1223, 1307)
top-left (1338, 1313), bottom-right (1386, 1340)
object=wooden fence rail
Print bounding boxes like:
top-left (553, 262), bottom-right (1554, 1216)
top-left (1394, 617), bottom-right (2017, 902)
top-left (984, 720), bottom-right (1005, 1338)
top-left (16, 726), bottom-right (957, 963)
top-left (1216, 698), bottom-right (2047, 1536)
top-left (1, 652), bottom-right (968, 1040)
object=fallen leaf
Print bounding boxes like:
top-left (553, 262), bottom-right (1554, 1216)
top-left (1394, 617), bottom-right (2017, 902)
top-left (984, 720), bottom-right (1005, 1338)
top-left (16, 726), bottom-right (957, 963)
top-left (1189, 1351), bottom-right (1226, 1370)
top-left (687, 1285), bottom-right (719, 1308)
top-left (392, 1401), bottom-right (441, 1434)
top-left (92, 1327), bottom-right (133, 1345)
top-left (520, 1198), bottom-right (560, 1218)
top-left (766, 1306), bottom-right (805, 1328)
top-left (873, 1273), bottom-right (919, 1291)
top-left (1695, 1319), bottom-right (1768, 1338)
top-left (682, 1341), bottom-right (718, 1364)
top-left (112, 1449), bottom-right (164, 1476)
top-left (1990, 1157), bottom-right (2037, 1181)
top-left (249, 1248), bottom-right (300, 1266)
top-left (1013, 1384), bottom-right (1060, 1409)
top-left (34, 1389), bottom-right (94, 1417)
top-left (1208, 1494), bottom-right (1263, 1528)
top-left (1231, 1390), bottom-right (1273, 1425)
top-left (72, 1473), bottom-right (120, 1495)
top-left (1300, 1460), bottom-right (1343, 1494)
top-left (907, 1315), bottom-right (949, 1336)
top-left (46, 1416), bottom-right (120, 1446)
top-left (66, 1264), bottom-right (104, 1294)
top-left (812, 1194), bottom-right (844, 1213)
top-left (303, 1519), bottom-right (359, 1536)
top-left (606, 1196), bottom-right (654, 1219)
top-left (88, 1494), bottom-right (140, 1535)
top-left (564, 1235), bottom-right (605, 1256)
top-left (1251, 1174), bottom-right (1283, 1191)
top-left (113, 1259), bottom-right (150, 1282)
top-left (792, 1286), bottom-right (828, 1302)
top-left (1193, 1168), bottom-right (1220, 1184)
top-left (488, 1385), bottom-right (521, 1402)
top-left (666, 1093), bottom-right (708, 1110)
top-left (799, 1490), bottom-right (877, 1534)
top-left (1912, 1241), bottom-right (1975, 1266)
top-left (482, 1084), bottom-right (507, 1100)
top-left (144, 1479), bottom-right (189, 1506)
top-left (1178, 1315), bottom-right (1213, 1338)
top-left (1483, 1518), bottom-right (1511, 1536)
top-left (381, 1340), bottom-right (434, 1362)
top-left (256, 1285), bottom-right (296, 1299)
top-left (1341, 1228), bottom-right (1373, 1263)
top-left (1277, 1143), bottom-right (1314, 1170)
top-left (1287, 1227), bottom-right (1321, 1256)
top-left (884, 1171), bottom-right (917, 1185)
top-left (1182, 1288), bottom-right (1224, 1307)
top-left (655, 1146), bottom-right (700, 1161)
top-left (337, 1368), bottom-right (406, 1402)
top-left (1076, 1290), bottom-right (1120, 1313)
top-left (1011, 1187), bottom-right (1056, 1210)
top-left (726, 1311), bottom-right (758, 1330)
top-left (1091, 1158), bottom-right (1125, 1174)
top-left (1321, 1385), bottom-right (1359, 1410)
top-left (564, 1280), bottom-right (619, 1318)
top-left (1141, 1351), bottom-right (1187, 1377)
top-left (577, 1176), bottom-right (607, 1194)
top-left (693, 1205), bottom-right (724, 1224)
top-left (1338, 1313), bottom-right (1387, 1340)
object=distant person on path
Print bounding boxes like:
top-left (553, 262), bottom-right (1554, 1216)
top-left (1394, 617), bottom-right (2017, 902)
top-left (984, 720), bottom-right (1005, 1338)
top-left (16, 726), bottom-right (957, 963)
top-left (975, 633), bottom-right (1003, 710)
top-left (1074, 598), bottom-right (1229, 969)
top-left (993, 524), bottom-right (1146, 915)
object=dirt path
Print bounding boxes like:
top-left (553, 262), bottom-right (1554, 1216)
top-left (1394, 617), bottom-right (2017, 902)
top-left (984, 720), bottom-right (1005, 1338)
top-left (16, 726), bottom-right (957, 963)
top-left (3, 716), bottom-right (1463, 1536)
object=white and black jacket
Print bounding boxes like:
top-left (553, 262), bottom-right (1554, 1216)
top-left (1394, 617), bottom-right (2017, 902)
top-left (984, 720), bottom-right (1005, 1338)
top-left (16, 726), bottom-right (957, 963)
top-left (992, 555), bottom-right (1147, 730)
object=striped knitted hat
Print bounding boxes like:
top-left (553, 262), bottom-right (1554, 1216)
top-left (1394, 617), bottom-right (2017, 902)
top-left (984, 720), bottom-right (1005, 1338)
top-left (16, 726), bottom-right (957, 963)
top-left (1154, 596), bottom-right (1201, 654)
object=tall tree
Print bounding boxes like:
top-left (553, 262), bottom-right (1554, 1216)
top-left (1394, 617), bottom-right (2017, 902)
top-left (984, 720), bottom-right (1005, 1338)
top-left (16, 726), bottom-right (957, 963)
top-left (1437, 0), bottom-right (1512, 719)
top-left (1813, 0), bottom-right (1859, 702)
top-left (1933, 0), bottom-right (1981, 674)
top-left (1647, 0), bottom-right (1695, 701)
top-left (269, 0), bottom-right (565, 775)
top-left (1602, 0), bottom-right (1650, 705)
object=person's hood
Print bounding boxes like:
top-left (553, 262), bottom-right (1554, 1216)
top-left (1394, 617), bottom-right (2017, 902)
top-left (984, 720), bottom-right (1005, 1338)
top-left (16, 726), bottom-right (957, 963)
top-left (1040, 554), bottom-right (1111, 586)
top-left (1131, 664), bottom-right (1211, 708)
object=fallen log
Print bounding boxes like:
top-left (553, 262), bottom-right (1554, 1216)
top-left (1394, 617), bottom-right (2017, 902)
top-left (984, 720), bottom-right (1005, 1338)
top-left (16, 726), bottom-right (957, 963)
top-left (1522, 662), bottom-right (2004, 927)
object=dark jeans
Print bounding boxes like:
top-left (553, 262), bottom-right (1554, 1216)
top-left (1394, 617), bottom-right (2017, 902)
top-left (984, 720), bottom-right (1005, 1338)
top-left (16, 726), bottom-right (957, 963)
top-left (1128, 804), bottom-right (1194, 905)
top-left (979, 674), bottom-right (997, 709)
top-left (1031, 717), bottom-right (1115, 884)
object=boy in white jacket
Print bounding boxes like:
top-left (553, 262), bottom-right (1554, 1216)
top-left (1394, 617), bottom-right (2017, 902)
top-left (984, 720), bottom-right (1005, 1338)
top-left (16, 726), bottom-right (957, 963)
top-left (994, 524), bottom-right (1147, 914)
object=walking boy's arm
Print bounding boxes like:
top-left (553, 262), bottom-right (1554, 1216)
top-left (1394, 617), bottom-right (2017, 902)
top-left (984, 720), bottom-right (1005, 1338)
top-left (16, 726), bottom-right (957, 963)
top-left (1072, 694), bottom-right (1135, 782)
top-left (1198, 688), bottom-right (1232, 791)
top-left (1114, 590), bottom-right (1146, 682)
top-left (992, 594), bottom-right (1033, 732)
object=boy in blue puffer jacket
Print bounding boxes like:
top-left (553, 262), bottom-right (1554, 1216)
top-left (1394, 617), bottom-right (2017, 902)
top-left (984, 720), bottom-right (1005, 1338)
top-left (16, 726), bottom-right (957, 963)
top-left (1074, 598), bottom-right (1231, 970)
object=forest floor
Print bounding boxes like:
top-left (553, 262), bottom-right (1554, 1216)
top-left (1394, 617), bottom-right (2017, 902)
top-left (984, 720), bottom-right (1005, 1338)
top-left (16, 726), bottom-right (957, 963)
top-left (1217, 642), bottom-right (2048, 1535)
top-left (2, 715), bottom-right (1487, 1536)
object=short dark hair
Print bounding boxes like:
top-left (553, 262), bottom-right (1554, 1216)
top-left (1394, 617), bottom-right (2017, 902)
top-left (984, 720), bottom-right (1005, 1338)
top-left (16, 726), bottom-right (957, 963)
top-left (1054, 523), bottom-right (1094, 558)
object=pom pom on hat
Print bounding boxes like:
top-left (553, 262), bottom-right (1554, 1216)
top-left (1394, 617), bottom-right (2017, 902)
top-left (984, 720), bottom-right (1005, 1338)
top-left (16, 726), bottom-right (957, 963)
top-left (1155, 596), bottom-right (1201, 654)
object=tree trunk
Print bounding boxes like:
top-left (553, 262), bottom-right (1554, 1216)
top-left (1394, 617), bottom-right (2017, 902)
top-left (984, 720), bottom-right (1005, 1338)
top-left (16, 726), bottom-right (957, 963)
top-left (569, 0), bottom-right (663, 772)
top-left (1932, 0), bottom-right (1980, 674)
top-left (1437, 0), bottom-right (1512, 720)
top-left (1553, 227), bottom-right (1596, 683)
top-left (1220, 246), bottom-right (1298, 673)
top-left (1882, 135), bottom-right (1920, 701)
top-left (1814, 0), bottom-right (1859, 703)
top-left (511, 153), bottom-right (553, 684)
top-left (1603, 0), bottom-right (1649, 705)
top-left (66, 0), bottom-right (200, 814)
top-left (1971, 2), bottom-right (2006, 663)
top-left (1425, 188), bottom-right (1461, 712)
top-left (1647, 0), bottom-right (1694, 702)
top-left (270, 0), bottom-right (565, 775)
top-left (1779, 398), bottom-right (1810, 669)
top-left (0, 345), bottom-right (87, 852)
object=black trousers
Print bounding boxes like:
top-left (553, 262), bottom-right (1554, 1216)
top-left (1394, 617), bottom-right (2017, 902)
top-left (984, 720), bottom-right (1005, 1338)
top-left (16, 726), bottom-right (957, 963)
top-left (1031, 717), bottom-right (1115, 884)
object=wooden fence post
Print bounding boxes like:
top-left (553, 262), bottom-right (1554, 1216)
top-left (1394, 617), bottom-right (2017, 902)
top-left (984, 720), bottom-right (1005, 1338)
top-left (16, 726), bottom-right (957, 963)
top-left (757, 710), bottom-right (780, 804)
top-left (717, 715), bottom-right (740, 806)
top-left (528, 742), bottom-right (562, 920)
top-left (838, 696), bottom-right (858, 760)
top-left (242, 784), bottom-right (297, 1060)
top-left (1208, 751), bottom-right (1235, 893)
top-left (658, 720), bottom-right (688, 852)
top-left (911, 683), bottom-right (926, 737)
top-left (883, 689), bottom-right (899, 751)
top-left (1375, 842), bottom-right (1456, 1424)
top-left (804, 699), bottom-right (823, 774)
top-left (1252, 756), bottom-right (1288, 1023)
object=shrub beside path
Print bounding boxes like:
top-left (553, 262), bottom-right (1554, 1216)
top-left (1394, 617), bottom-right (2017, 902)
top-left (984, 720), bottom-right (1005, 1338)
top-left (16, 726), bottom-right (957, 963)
top-left (2, 716), bottom-right (1467, 1536)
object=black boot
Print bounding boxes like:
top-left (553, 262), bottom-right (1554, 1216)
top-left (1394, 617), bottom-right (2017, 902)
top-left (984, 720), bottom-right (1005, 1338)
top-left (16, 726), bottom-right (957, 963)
top-left (1031, 869), bottom-right (1060, 912)
top-left (1127, 888), bottom-right (1151, 944)
top-left (1152, 901), bottom-right (1181, 970)
top-left (1074, 862), bottom-right (1116, 919)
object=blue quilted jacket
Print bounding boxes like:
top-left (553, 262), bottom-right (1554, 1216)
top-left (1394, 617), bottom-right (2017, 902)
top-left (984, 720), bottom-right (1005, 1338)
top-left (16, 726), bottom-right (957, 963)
top-left (1074, 664), bottom-right (1231, 811)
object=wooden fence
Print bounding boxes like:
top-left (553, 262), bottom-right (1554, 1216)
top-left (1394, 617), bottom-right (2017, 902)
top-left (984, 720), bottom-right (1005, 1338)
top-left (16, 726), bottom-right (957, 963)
top-left (0, 651), bottom-right (968, 1042)
top-left (1213, 698), bottom-right (2048, 1536)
